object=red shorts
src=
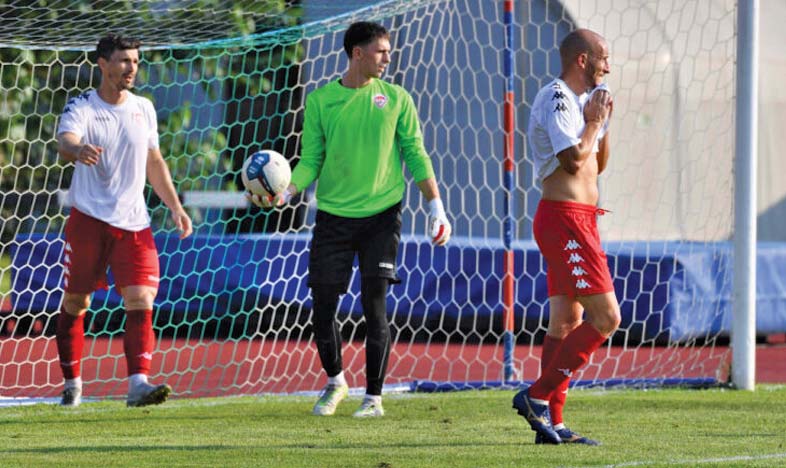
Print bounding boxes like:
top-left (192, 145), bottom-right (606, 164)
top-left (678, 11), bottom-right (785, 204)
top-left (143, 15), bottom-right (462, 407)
top-left (63, 208), bottom-right (160, 294)
top-left (533, 199), bottom-right (614, 298)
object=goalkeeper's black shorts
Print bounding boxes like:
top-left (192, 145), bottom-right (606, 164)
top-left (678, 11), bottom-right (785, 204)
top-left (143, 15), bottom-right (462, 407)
top-left (307, 201), bottom-right (402, 292)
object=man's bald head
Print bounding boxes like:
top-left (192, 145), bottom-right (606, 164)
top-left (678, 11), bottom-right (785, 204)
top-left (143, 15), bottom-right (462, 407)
top-left (558, 28), bottom-right (610, 90)
top-left (559, 29), bottom-right (604, 68)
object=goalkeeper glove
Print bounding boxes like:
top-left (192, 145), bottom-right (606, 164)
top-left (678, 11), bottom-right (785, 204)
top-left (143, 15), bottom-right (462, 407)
top-left (246, 184), bottom-right (296, 209)
top-left (428, 198), bottom-right (451, 246)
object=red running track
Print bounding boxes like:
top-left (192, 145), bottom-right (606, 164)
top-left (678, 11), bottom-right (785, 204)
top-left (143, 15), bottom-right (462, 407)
top-left (0, 336), bottom-right (784, 399)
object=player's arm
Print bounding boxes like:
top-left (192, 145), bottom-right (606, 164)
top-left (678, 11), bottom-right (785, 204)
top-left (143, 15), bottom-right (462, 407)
top-left (596, 91), bottom-right (613, 174)
top-left (147, 147), bottom-right (193, 239)
top-left (597, 129), bottom-right (610, 174)
top-left (555, 91), bottom-right (610, 174)
top-left (396, 91), bottom-right (452, 246)
top-left (57, 132), bottom-right (102, 166)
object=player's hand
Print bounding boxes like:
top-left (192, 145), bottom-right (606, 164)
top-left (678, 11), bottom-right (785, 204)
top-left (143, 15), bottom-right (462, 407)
top-left (592, 84), bottom-right (614, 122)
top-left (246, 191), bottom-right (274, 209)
top-left (428, 198), bottom-right (452, 246)
top-left (171, 209), bottom-right (193, 239)
top-left (76, 144), bottom-right (103, 166)
top-left (246, 184), bottom-right (296, 209)
top-left (584, 88), bottom-right (611, 124)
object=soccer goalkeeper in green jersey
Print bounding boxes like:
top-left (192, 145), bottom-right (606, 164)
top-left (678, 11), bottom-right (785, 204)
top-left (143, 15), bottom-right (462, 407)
top-left (248, 21), bottom-right (451, 417)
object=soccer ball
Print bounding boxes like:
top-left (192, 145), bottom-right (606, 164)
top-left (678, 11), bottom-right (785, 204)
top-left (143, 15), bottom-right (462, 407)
top-left (241, 149), bottom-right (292, 198)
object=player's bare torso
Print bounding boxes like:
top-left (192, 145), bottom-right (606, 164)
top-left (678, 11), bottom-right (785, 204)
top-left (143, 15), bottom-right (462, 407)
top-left (541, 154), bottom-right (600, 206)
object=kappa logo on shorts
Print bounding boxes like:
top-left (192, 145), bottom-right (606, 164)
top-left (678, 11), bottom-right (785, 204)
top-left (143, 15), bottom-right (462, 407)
top-left (378, 262), bottom-right (394, 270)
top-left (564, 239), bottom-right (581, 250)
top-left (567, 253), bottom-right (585, 264)
top-left (576, 279), bottom-right (591, 289)
top-left (373, 94), bottom-right (388, 109)
top-left (148, 275), bottom-right (160, 282)
top-left (571, 266), bottom-right (588, 276)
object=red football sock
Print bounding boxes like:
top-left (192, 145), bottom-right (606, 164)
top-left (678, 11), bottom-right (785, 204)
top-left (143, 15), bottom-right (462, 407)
top-left (124, 309), bottom-right (154, 376)
top-left (530, 322), bottom-right (606, 400)
top-left (56, 311), bottom-right (85, 380)
top-left (541, 334), bottom-right (568, 425)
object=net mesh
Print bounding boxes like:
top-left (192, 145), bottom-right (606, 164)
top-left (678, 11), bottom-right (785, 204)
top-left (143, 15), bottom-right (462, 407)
top-left (0, 0), bottom-right (735, 399)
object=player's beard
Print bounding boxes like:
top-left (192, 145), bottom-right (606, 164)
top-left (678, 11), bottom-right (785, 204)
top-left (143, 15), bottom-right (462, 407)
top-left (584, 62), bottom-right (598, 89)
top-left (584, 62), bottom-right (600, 88)
top-left (117, 73), bottom-right (135, 91)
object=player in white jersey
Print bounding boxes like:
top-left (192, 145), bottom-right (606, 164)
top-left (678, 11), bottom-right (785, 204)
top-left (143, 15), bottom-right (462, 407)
top-left (512, 29), bottom-right (620, 445)
top-left (55, 33), bottom-right (192, 408)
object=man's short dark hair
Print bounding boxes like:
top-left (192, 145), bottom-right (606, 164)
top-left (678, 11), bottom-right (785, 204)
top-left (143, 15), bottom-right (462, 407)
top-left (96, 33), bottom-right (141, 61)
top-left (343, 21), bottom-right (389, 58)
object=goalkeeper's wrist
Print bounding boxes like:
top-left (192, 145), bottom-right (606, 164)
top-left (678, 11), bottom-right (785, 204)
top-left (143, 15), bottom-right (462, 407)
top-left (428, 198), bottom-right (446, 218)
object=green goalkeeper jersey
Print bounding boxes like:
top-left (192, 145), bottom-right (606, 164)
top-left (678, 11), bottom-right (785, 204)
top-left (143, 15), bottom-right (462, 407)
top-left (291, 78), bottom-right (435, 218)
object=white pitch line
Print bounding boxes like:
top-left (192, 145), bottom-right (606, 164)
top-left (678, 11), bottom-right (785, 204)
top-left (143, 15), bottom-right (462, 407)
top-left (565, 452), bottom-right (786, 468)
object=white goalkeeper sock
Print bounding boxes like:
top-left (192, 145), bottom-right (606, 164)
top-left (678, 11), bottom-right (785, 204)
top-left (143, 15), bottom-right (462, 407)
top-left (328, 371), bottom-right (347, 387)
top-left (363, 394), bottom-right (382, 406)
top-left (64, 377), bottom-right (82, 390)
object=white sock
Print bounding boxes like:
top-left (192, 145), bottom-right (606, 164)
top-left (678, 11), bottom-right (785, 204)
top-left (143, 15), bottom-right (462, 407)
top-left (363, 394), bottom-right (382, 405)
top-left (553, 423), bottom-right (566, 431)
top-left (328, 371), bottom-right (347, 387)
top-left (129, 373), bottom-right (148, 390)
top-left (64, 377), bottom-right (82, 390)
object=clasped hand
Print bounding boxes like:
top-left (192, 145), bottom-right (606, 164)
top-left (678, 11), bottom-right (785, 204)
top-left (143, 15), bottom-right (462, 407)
top-left (583, 87), bottom-right (612, 124)
top-left (246, 185), bottom-right (295, 209)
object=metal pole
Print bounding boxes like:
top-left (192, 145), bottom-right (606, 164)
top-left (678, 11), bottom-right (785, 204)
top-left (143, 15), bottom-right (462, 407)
top-left (502, 0), bottom-right (516, 382)
top-left (732, 0), bottom-right (758, 391)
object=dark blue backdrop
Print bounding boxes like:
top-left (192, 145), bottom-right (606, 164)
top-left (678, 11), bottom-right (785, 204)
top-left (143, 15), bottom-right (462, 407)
top-left (12, 234), bottom-right (786, 341)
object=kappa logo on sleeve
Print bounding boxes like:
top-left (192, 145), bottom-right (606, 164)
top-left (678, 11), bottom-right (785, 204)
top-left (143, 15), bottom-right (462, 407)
top-left (373, 94), bottom-right (388, 109)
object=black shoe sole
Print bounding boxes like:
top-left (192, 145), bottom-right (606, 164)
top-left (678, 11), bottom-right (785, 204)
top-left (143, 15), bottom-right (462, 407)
top-left (127, 384), bottom-right (172, 407)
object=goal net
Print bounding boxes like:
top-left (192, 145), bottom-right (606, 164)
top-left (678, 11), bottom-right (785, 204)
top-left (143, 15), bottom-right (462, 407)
top-left (0, 0), bottom-right (736, 400)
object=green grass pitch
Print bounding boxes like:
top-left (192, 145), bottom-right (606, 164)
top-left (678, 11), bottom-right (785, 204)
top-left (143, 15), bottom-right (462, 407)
top-left (1, 386), bottom-right (785, 467)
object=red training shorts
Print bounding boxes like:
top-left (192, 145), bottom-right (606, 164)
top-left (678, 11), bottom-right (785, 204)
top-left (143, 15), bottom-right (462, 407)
top-left (62, 208), bottom-right (160, 294)
top-left (533, 199), bottom-right (614, 298)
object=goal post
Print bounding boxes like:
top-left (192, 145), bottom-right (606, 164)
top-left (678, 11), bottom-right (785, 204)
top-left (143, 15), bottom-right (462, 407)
top-left (732, 0), bottom-right (759, 391)
top-left (0, 0), bottom-right (753, 400)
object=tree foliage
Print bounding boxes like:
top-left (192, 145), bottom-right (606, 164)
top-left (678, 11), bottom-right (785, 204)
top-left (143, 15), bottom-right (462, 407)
top-left (0, 1), bottom-right (304, 244)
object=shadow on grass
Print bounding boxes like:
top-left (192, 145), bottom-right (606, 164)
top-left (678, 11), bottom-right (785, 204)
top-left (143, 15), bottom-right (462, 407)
top-left (2, 444), bottom-right (240, 454)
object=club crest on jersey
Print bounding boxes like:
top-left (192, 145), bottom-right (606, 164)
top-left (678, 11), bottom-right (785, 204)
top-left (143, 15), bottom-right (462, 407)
top-left (373, 94), bottom-right (388, 109)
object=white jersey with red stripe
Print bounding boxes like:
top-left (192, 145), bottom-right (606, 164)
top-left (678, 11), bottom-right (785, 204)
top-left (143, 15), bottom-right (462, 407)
top-left (57, 90), bottom-right (159, 231)
top-left (527, 78), bottom-right (607, 183)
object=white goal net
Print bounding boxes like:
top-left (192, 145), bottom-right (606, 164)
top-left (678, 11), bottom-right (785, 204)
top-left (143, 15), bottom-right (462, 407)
top-left (0, 0), bottom-right (736, 400)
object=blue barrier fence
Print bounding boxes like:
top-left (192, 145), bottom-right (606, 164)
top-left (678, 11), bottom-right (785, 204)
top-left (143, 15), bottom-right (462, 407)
top-left (11, 234), bottom-right (786, 340)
